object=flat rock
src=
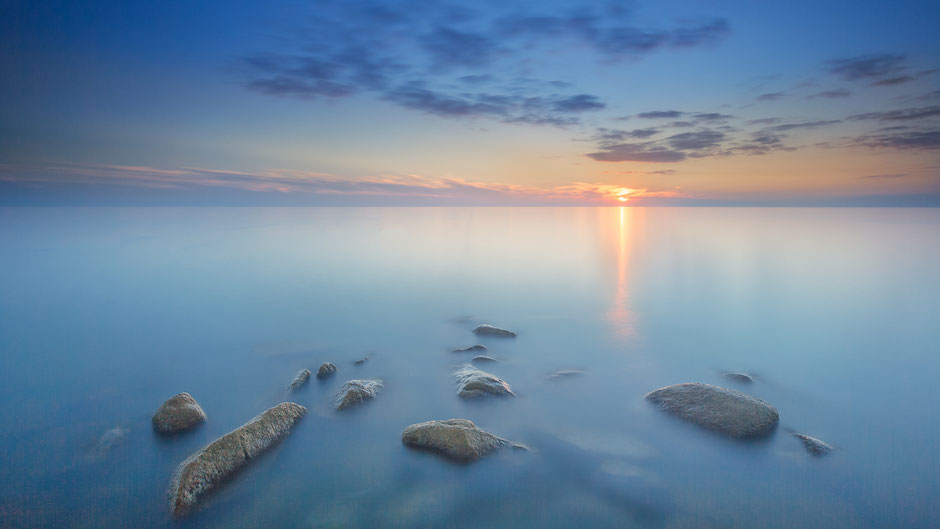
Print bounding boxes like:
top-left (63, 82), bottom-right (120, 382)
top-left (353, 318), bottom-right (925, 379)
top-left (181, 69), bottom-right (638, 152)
top-left (546, 369), bottom-right (584, 381)
top-left (353, 356), bottom-right (368, 365)
top-left (401, 419), bottom-right (510, 462)
top-left (451, 344), bottom-right (487, 353)
top-left (471, 355), bottom-right (500, 363)
top-left (332, 380), bottom-right (382, 410)
top-left (645, 383), bottom-right (779, 439)
top-left (288, 369), bottom-right (311, 391)
top-left (153, 393), bottom-right (207, 434)
top-left (169, 402), bottom-right (306, 516)
top-left (721, 372), bottom-right (754, 384)
top-left (472, 324), bottom-right (517, 338)
top-left (793, 433), bottom-right (833, 456)
top-left (455, 365), bottom-right (514, 399)
top-left (316, 362), bottom-right (337, 379)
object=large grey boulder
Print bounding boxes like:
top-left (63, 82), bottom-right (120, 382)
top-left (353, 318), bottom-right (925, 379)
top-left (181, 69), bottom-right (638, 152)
top-left (472, 324), bottom-right (517, 338)
top-left (152, 393), bottom-right (207, 434)
top-left (316, 362), bottom-right (337, 379)
top-left (169, 402), bottom-right (306, 517)
top-left (793, 433), bottom-right (832, 456)
top-left (332, 380), bottom-right (382, 410)
top-left (288, 369), bottom-right (311, 391)
top-left (455, 365), bottom-right (515, 399)
top-left (645, 383), bottom-right (779, 439)
top-left (401, 419), bottom-right (512, 462)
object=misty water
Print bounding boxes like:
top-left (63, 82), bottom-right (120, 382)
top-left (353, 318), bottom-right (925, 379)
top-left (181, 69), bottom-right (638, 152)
top-left (1, 207), bottom-right (938, 529)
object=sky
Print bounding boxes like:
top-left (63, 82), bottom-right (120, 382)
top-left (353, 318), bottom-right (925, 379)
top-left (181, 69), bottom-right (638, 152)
top-left (1, 0), bottom-right (939, 206)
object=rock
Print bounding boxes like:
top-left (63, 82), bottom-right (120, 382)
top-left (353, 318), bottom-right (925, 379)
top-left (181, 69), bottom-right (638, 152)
top-left (152, 393), bottom-right (207, 434)
top-left (472, 324), bottom-right (517, 337)
top-left (546, 369), bottom-right (584, 381)
top-left (471, 355), bottom-right (500, 363)
top-left (451, 344), bottom-right (487, 353)
top-left (454, 365), bottom-right (515, 399)
top-left (288, 369), bottom-right (311, 391)
top-left (645, 383), bottom-right (779, 439)
top-left (722, 372), bottom-right (754, 384)
top-left (401, 419), bottom-right (510, 462)
top-left (354, 356), bottom-right (368, 365)
top-left (87, 426), bottom-right (129, 461)
top-left (316, 362), bottom-right (337, 379)
top-left (332, 380), bottom-right (382, 410)
top-left (169, 402), bottom-right (306, 517)
top-left (793, 433), bottom-right (833, 456)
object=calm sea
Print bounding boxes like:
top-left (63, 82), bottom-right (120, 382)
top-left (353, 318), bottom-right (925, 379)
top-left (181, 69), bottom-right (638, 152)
top-left (1, 207), bottom-right (937, 528)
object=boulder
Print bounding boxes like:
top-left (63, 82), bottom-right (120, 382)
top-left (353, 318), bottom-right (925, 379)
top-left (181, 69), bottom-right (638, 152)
top-left (793, 433), bottom-right (832, 456)
top-left (645, 383), bottom-right (779, 439)
top-left (472, 324), bottom-right (517, 337)
top-left (153, 393), bottom-right (207, 434)
top-left (451, 344), bottom-right (487, 353)
top-left (316, 362), bottom-right (337, 379)
top-left (455, 365), bottom-right (515, 399)
top-left (288, 369), bottom-right (311, 391)
top-left (354, 356), bottom-right (368, 365)
top-left (332, 380), bottom-right (382, 410)
top-left (471, 355), bottom-right (500, 363)
top-left (722, 373), bottom-right (754, 384)
top-left (169, 402), bottom-right (306, 517)
top-left (401, 419), bottom-right (510, 462)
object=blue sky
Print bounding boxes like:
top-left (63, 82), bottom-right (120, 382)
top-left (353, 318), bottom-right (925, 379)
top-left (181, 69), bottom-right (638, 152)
top-left (1, 0), bottom-right (938, 205)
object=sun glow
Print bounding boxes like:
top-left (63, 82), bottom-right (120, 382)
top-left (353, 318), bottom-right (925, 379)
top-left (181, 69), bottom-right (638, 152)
top-left (614, 187), bottom-right (635, 203)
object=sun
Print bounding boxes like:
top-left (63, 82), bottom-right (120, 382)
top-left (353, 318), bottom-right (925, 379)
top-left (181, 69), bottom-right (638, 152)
top-left (614, 187), bottom-right (635, 203)
top-left (618, 196), bottom-right (628, 202)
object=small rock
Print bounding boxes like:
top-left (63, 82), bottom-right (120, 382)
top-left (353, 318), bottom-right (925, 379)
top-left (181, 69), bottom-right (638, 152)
top-left (645, 383), bottom-right (779, 439)
top-left (472, 324), bottom-right (517, 338)
top-left (451, 344), bottom-right (487, 353)
top-left (288, 369), bottom-right (312, 391)
top-left (88, 426), bottom-right (129, 461)
top-left (546, 369), bottom-right (584, 381)
top-left (471, 355), bottom-right (500, 363)
top-left (722, 373), bottom-right (754, 384)
top-left (169, 402), bottom-right (306, 517)
top-left (316, 362), bottom-right (337, 379)
top-left (401, 419), bottom-right (511, 462)
top-left (152, 393), bottom-right (207, 434)
top-left (354, 356), bottom-right (368, 365)
top-left (793, 433), bottom-right (833, 456)
top-left (455, 365), bottom-right (514, 399)
top-left (332, 379), bottom-right (382, 410)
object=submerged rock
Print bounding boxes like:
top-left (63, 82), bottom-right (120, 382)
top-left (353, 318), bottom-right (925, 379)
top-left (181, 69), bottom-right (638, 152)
top-left (332, 380), bottom-right (382, 410)
top-left (401, 419), bottom-right (511, 462)
top-left (353, 356), bottom-right (368, 365)
top-left (546, 369), bottom-right (584, 381)
top-left (288, 369), bottom-right (312, 391)
top-left (471, 355), bottom-right (500, 363)
top-left (722, 372), bottom-right (754, 384)
top-left (169, 402), bottom-right (306, 517)
top-left (472, 324), bottom-right (517, 338)
top-left (152, 393), bottom-right (207, 434)
top-left (455, 365), bottom-right (515, 399)
top-left (316, 362), bottom-right (337, 379)
top-left (793, 433), bottom-right (833, 456)
top-left (645, 383), bottom-right (779, 439)
top-left (88, 426), bottom-right (129, 461)
top-left (451, 344), bottom-right (487, 353)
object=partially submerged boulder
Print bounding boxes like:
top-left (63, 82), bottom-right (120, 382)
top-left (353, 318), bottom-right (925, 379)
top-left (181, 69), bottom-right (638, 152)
top-left (793, 433), bottom-right (833, 456)
top-left (455, 365), bottom-right (514, 399)
top-left (169, 402), bottom-right (306, 517)
top-left (332, 380), bottom-right (382, 410)
top-left (87, 426), bottom-right (129, 461)
top-left (471, 355), bottom-right (500, 363)
top-left (451, 344), bottom-right (487, 353)
top-left (153, 393), bottom-right (207, 434)
top-left (722, 373), bottom-right (754, 384)
top-left (316, 362), bottom-right (337, 379)
top-left (645, 383), bottom-right (779, 439)
top-left (546, 369), bottom-right (584, 381)
top-left (401, 419), bottom-right (512, 462)
top-left (353, 356), bottom-right (368, 366)
top-left (288, 369), bottom-right (311, 391)
top-left (472, 324), bottom-right (517, 338)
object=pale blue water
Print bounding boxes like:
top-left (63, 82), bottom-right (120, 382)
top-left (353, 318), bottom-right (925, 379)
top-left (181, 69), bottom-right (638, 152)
top-left (0, 207), bottom-right (938, 528)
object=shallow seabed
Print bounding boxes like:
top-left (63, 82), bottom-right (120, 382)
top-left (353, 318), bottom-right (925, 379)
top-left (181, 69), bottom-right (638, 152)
top-left (1, 207), bottom-right (938, 528)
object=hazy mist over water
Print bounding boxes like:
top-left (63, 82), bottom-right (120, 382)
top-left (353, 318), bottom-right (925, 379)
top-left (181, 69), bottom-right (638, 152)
top-left (1, 207), bottom-right (938, 528)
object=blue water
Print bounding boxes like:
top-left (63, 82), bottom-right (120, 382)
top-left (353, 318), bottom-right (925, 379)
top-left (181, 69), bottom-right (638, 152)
top-left (0, 207), bottom-right (937, 528)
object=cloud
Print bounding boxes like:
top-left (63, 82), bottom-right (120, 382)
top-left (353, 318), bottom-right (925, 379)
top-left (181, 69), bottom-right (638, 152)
top-left (586, 143), bottom-right (687, 163)
top-left (827, 54), bottom-right (907, 81)
top-left (241, 1), bottom-right (731, 126)
top-left (666, 130), bottom-right (726, 150)
top-left (860, 173), bottom-right (907, 179)
top-left (851, 129), bottom-right (940, 150)
top-left (872, 75), bottom-right (916, 86)
top-left (636, 110), bottom-right (684, 118)
top-left (810, 89), bottom-right (852, 99)
top-left (764, 120), bottom-right (842, 132)
top-left (849, 105), bottom-right (940, 121)
top-left (757, 92), bottom-right (786, 101)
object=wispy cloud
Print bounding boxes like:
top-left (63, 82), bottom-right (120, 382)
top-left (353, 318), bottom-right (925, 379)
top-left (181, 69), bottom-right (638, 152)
top-left (827, 54), bottom-right (907, 81)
